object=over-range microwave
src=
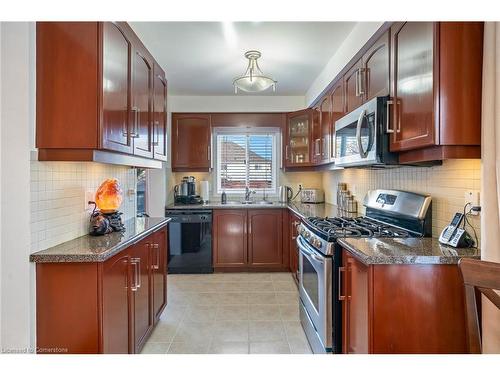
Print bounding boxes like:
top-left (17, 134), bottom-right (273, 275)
top-left (334, 96), bottom-right (398, 168)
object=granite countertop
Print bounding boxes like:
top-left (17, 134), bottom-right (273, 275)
top-left (338, 237), bottom-right (481, 265)
top-left (30, 217), bottom-right (171, 263)
top-left (165, 201), bottom-right (340, 220)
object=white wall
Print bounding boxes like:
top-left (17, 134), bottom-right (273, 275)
top-left (0, 22), bottom-right (34, 352)
top-left (305, 22), bottom-right (383, 106)
top-left (169, 95), bottom-right (305, 113)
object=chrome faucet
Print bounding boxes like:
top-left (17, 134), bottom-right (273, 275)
top-left (245, 186), bottom-right (255, 201)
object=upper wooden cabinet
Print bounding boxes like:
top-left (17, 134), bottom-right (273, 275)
top-left (318, 95), bottom-right (332, 164)
top-left (330, 79), bottom-right (345, 162)
top-left (390, 22), bottom-right (483, 162)
top-left (153, 65), bottom-right (168, 161)
top-left (285, 109), bottom-right (313, 167)
top-left (344, 59), bottom-right (364, 114)
top-left (363, 30), bottom-right (390, 101)
top-left (171, 113), bottom-right (212, 171)
top-left (36, 22), bottom-right (166, 168)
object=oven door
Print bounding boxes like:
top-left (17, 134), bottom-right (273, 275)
top-left (297, 235), bottom-right (332, 353)
top-left (334, 96), bottom-right (379, 167)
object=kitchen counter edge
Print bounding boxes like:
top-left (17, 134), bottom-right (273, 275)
top-left (30, 217), bottom-right (171, 263)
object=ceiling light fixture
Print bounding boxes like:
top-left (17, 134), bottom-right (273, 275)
top-left (233, 50), bottom-right (277, 94)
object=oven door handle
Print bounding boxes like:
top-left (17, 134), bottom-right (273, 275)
top-left (356, 109), bottom-right (368, 159)
top-left (298, 237), bottom-right (325, 264)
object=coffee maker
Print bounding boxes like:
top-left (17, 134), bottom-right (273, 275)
top-left (174, 176), bottom-right (203, 205)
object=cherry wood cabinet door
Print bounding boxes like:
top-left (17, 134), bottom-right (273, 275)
top-left (343, 251), bottom-right (370, 354)
top-left (289, 213), bottom-right (301, 280)
top-left (153, 66), bottom-right (168, 161)
top-left (330, 80), bottom-right (345, 162)
top-left (390, 22), bottom-right (436, 151)
top-left (102, 249), bottom-right (132, 354)
top-left (172, 114), bottom-right (211, 170)
top-left (213, 210), bottom-right (247, 268)
top-left (102, 22), bottom-right (133, 154)
top-left (129, 239), bottom-right (152, 353)
top-left (132, 47), bottom-right (154, 158)
top-left (285, 109), bottom-right (313, 167)
top-left (311, 105), bottom-right (322, 164)
top-left (152, 228), bottom-right (168, 322)
top-left (248, 209), bottom-right (283, 268)
top-left (363, 30), bottom-right (390, 102)
top-left (344, 60), bottom-right (364, 114)
top-left (319, 95), bottom-right (332, 164)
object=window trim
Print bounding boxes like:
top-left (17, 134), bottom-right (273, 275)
top-left (213, 127), bottom-right (280, 195)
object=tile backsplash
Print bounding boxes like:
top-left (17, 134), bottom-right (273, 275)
top-left (322, 159), bottom-right (481, 245)
top-left (30, 161), bottom-right (137, 252)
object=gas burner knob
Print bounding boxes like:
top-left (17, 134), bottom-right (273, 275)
top-left (313, 238), bottom-right (322, 248)
top-left (304, 231), bottom-right (311, 239)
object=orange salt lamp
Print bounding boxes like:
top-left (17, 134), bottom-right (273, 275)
top-left (95, 178), bottom-right (123, 214)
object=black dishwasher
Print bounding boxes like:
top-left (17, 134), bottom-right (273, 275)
top-left (165, 210), bottom-right (213, 274)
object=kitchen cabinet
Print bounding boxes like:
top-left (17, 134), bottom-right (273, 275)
top-left (151, 229), bottom-right (168, 322)
top-left (35, 226), bottom-right (168, 354)
top-left (248, 209), bottom-right (283, 268)
top-left (318, 95), bottom-right (332, 164)
top-left (330, 80), bottom-right (345, 162)
top-left (362, 30), bottom-right (390, 102)
top-left (344, 60), bottom-right (364, 114)
top-left (289, 213), bottom-right (301, 282)
top-left (285, 109), bottom-right (313, 167)
top-left (36, 22), bottom-right (166, 169)
top-left (171, 113), bottom-right (212, 171)
top-left (153, 65), bottom-right (168, 161)
top-left (213, 209), bottom-right (288, 271)
top-left (129, 238), bottom-right (153, 352)
top-left (213, 210), bottom-right (248, 268)
top-left (131, 47), bottom-right (154, 159)
top-left (311, 105), bottom-right (322, 164)
top-left (390, 22), bottom-right (483, 162)
top-left (340, 248), bottom-right (468, 353)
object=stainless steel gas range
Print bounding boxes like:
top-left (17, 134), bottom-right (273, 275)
top-left (297, 189), bottom-right (432, 354)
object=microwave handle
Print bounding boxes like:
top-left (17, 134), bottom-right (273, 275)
top-left (356, 109), bottom-right (368, 159)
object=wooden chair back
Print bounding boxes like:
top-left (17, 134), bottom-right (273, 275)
top-left (458, 258), bottom-right (500, 353)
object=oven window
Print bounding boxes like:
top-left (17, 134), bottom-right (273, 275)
top-left (303, 255), bottom-right (319, 312)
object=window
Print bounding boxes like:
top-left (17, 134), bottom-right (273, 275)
top-left (215, 128), bottom-right (279, 194)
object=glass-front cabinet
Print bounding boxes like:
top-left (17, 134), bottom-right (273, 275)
top-left (285, 109), bottom-right (313, 167)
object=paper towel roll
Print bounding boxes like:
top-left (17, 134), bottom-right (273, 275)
top-left (200, 180), bottom-right (210, 202)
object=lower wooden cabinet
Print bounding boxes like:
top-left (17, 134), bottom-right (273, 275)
top-left (213, 209), bottom-right (288, 271)
top-left (289, 213), bottom-right (301, 281)
top-left (340, 249), bottom-right (468, 353)
top-left (36, 226), bottom-right (168, 354)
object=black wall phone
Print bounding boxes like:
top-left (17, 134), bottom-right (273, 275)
top-left (438, 212), bottom-right (474, 248)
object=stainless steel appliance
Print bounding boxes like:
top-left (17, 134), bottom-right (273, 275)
top-left (297, 189), bottom-right (432, 353)
top-left (165, 210), bottom-right (213, 273)
top-left (174, 176), bottom-right (203, 205)
top-left (334, 96), bottom-right (398, 168)
top-left (300, 189), bottom-right (325, 203)
top-left (278, 185), bottom-right (293, 203)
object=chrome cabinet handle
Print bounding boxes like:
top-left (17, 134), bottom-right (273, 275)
top-left (152, 243), bottom-right (160, 270)
top-left (386, 100), bottom-right (394, 134)
top-left (355, 69), bottom-right (360, 97)
top-left (130, 107), bottom-right (139, 138)
top-left (152, 120), bottom-right (160, 146)
top-left (338, 266), bottom-right (346, 301)
top-left (131, 257), bottom-right (141, 290)
top-left (396, 99), bottom-right (401, 133)
top-left (358, 68), bottom-right (366, 96)
top-left (356, 109), bottom-right (368, 159)
top-left (130, 258), bottom-right (138, 291)
top-left (285, 145), bottom-right (290, 162)
top-left (314, 139), bottom-right (321, 156)
top-left (321, 138), bottom-right (326, 157)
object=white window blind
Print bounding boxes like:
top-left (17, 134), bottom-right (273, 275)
top-left (215, 128), bottom-right (279, 194)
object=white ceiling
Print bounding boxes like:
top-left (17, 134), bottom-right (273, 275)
top-left (129, 22), bottom-right (356, 96)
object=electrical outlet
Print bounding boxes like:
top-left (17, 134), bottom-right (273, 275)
top-left (464, 190), bottom-right (480, 215)
top-left (297, 183), bottom-right (303, 191)
top-left (85, 190), bottom-right (95, 211)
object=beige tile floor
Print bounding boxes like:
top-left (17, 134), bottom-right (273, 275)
top-left (141, 272), bottom-right (312, 354)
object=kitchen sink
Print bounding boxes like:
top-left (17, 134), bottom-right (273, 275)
top-left (240, 200), bottom-right (273, 205)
